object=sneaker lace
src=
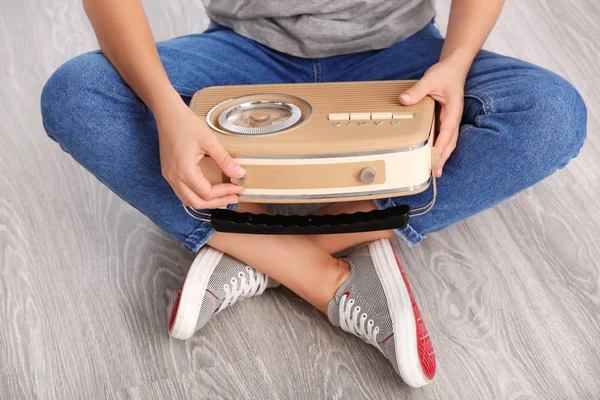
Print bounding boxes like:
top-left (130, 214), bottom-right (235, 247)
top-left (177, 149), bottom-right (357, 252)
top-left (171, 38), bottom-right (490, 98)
top-left (217, 266), bottom-right (268, 315)
top-left (339, 293), bottom-right (382, 351)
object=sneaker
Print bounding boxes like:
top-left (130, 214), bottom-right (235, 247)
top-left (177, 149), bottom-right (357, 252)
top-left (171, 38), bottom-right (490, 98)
top-left (169, 245), bottom-right (279, 340)
top-left (328, 238), bottom-right (436, 387)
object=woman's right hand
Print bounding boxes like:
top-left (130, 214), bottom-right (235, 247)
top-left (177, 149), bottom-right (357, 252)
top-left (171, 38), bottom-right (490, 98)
top-left (155, 97), bottom-right (246, 210)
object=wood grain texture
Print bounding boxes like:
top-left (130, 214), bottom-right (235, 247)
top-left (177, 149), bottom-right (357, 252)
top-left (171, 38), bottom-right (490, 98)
top-left (0, 0), bottom-right (599, 399)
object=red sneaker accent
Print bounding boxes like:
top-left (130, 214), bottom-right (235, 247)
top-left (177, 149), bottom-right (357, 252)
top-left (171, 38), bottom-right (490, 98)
top-left (206, 288), bottom-right (219, 299)
top-left (389, 240), bottom-right (436, 380)
top-left (168, 284), bottom-right (184, 332)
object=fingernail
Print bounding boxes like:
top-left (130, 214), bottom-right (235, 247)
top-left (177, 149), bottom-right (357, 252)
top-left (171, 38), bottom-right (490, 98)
top-left (400, 93), bottom-right (411, 103)
top-left (217, 205), bottom-right (228, 209)
top-left (436, 169), bottom-right (442, 178)
top-left (234, 165), bottom-right (246, 175)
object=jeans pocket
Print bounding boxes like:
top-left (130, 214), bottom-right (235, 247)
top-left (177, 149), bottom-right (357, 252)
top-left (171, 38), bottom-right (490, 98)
top-left (463, 93), bottom-right (491, 127)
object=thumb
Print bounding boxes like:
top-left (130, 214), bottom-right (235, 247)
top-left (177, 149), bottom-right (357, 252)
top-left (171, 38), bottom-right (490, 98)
top-left (399, 77), bottom-right (431, 105)
top-left (203, 135), bottom-right (246, 179)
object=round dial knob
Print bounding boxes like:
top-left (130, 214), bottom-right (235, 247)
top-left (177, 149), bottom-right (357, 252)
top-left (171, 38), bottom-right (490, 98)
top-left (250, 110), bottom-right (270, 122)
top-left (359, 167), bottom-right (376, 184)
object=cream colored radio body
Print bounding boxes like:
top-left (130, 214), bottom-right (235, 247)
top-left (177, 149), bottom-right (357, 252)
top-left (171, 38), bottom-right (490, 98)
top-left (190, 80), bottom-right (437, 204)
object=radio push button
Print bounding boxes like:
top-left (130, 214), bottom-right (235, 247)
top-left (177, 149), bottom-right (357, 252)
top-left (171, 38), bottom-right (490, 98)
top-left (350, 112), bottom-right (371, 120)
top-left (328, 113), bottom-right (350, 121)
top-left (371, 112), bottom-right (392, 120)
top-left (392, 113), bottom-right (414, 119)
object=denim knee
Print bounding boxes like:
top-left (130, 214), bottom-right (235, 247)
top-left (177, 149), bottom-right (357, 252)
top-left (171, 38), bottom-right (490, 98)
top-left (528, 71), bottom-right (588, 168)
top-left (42, 53), bottom-right (89, 142)
top-left (40, 51), bottom-right (135, 145)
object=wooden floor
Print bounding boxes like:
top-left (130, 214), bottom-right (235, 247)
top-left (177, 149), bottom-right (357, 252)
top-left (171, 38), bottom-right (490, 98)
top-left (1, 0), bottom-right (599, 399)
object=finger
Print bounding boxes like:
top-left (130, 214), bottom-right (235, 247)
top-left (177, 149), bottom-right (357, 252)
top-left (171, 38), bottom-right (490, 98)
top-left (399, 77), bottom-right (431, 105)
top-left (434, 102), bottom-right (462, 176)
top-left (173, 181), bottom-right (206, 209)
top-left (437, 126), bottom-right (458, 164)
top-left (435, 102), bottom-right (462, 153)
top-left (178, 181), bottom-right (239, 210)
top-left (437, 128), bottom-right (459, 176)
top-left (435, 102), bottom-right (462, 151)
top-left (203, 134), bottom-right (246, 179)
top-left (184, 166), bottom-right (244, 201)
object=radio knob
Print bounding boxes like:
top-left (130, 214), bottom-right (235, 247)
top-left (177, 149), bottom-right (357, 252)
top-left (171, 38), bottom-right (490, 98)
top-left (231, 176), bottom-right (246, 186)
top-left (250, 110), bottom-right (270, 122)
top-left (359, 167), bottom-right (376, 184)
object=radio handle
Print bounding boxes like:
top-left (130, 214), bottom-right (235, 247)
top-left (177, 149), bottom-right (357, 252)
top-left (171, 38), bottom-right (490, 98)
top-left (209, 205), bottom-right (410, 235)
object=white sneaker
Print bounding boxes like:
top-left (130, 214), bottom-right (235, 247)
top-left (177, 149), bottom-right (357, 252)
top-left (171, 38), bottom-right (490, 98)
top-left (328, 239), bottom-right (436, 387)
top-left (169, 245), bottom-right (279, 340)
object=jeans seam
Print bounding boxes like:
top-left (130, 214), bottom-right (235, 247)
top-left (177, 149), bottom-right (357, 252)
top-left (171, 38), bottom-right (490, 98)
top-left (183, 229), bottom-right (206, 252)
top-left (312, 60), bottom-right (322, 82)
top-left (317, 60), bottom-right (322, 82)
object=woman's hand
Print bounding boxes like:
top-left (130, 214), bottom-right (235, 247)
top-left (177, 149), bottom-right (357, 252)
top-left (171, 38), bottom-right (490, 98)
top-left (398, 60), bottom-right (468, 177)
top-left (156, 99), bottom-right (246, 209)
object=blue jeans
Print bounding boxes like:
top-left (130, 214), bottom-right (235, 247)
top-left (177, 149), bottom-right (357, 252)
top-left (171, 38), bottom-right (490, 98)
top-left (40, 22), bottom-right (587, 252)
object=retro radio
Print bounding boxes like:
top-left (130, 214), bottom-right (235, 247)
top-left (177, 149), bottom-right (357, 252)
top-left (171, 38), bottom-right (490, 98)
top-left (184, 80), bottom-right (438, 235)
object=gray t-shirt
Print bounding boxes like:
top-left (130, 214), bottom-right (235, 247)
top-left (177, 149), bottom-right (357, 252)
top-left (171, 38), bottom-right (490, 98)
top-left (203, 0), bottom-right (436, 58)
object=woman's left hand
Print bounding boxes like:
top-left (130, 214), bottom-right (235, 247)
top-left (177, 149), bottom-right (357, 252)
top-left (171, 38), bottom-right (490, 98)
top-left (398, 60), bottom-right (468, 177)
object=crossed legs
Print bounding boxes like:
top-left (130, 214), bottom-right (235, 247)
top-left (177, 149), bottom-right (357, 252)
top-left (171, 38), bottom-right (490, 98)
top-left (40, 25), bottom-right (586, 387)
top-left (207, 200), bottom-right (395, 314)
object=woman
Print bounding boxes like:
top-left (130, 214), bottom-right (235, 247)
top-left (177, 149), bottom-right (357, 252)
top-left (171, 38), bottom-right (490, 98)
top-left (40, 0), bottom-right (586, 388)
